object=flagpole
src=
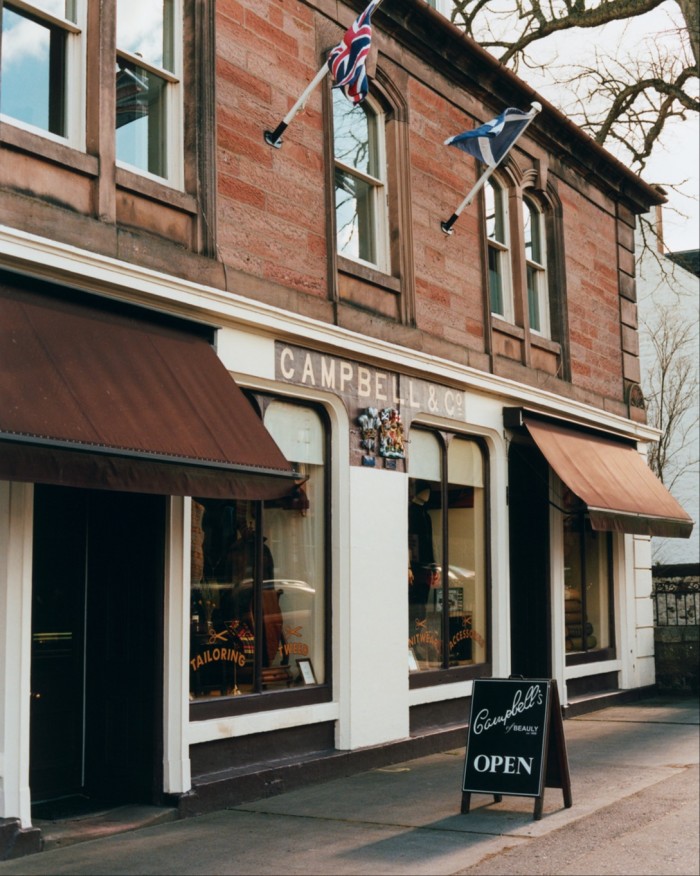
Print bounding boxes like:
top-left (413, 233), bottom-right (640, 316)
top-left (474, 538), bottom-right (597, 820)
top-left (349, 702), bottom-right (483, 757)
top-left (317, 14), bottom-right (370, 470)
top-left (264, 64), bottom-right (330, 148)
top-left (440, 164), bottom-right (498, 236)
top-left (264, 0), bottom-right (386, 148)
top-left (441, 102), bottom-right (542, 235)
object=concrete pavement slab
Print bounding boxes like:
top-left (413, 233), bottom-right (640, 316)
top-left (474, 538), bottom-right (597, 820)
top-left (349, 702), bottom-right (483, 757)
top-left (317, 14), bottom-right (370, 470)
top-left (0, 696), bottom-right (696, 875)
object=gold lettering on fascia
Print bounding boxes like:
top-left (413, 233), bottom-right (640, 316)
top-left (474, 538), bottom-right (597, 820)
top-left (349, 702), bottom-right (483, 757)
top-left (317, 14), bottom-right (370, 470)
top-left (276, 344), bottom-right (465, 419)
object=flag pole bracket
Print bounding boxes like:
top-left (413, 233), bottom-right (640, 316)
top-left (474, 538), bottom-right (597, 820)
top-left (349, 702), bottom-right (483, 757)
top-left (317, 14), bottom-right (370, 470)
top-left (264, 123), bottom-right (286, 148)
top-left (441, 213), bottom-right (459, 235)
top-left (264, 131), bottom-right (283, 149)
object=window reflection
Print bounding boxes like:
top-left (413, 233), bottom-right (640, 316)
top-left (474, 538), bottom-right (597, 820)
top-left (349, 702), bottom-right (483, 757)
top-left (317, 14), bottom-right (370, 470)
top-left (332, 88), bottom-right (386, 268)
top-left (523, 199), bottom-right (548, 335)
top-left (564, 512), bottom-right (612, 656)
top-left (117, 0), bottom-right (174, 71)
top-left (485, 181), bottom-right (505, 244)
top-left (189, 401), bottom-right (327, 701)
top-left (335, 169), bottom-right (376, 263)
top-left (0, 2), bottom-right (74, 137)
top-left (485, 180), bottom-right (510, 318)
top-left (116, 59), bottom-right (167, 176)
top-left (408, 430), bottom-right (487, 673)
top-left (115, 0), bottom-right (175, 178)
top-left (333, 91), bottom-right (375, 174)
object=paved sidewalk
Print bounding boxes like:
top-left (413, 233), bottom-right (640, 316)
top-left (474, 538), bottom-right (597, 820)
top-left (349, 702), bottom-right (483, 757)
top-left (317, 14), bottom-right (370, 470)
top-left (0, 695), bottom-right (697, 875)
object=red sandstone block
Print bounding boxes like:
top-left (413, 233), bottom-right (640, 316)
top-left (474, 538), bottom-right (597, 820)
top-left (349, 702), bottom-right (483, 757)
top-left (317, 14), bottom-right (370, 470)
top-left (219, 173), bottom-right (266, 210)
top-left (243, 8), bottom-right (299, 56)
top-left (217, 58), bottom-right (272, 105)
top-left (218, 0), bottom-right (245, 27)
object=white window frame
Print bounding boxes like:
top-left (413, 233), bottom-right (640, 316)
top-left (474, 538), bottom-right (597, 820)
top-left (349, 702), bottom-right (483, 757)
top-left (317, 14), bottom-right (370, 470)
top-left (485, 178), bottom-right (514, 323)
top-left (0, 0), bottom-right (86, 150)
top-left (332, 91), bottom-right (390, 274)
top-left (115, 0), bottom-right (183, 188)
top-left (523, 197), bottom-right (550, 338)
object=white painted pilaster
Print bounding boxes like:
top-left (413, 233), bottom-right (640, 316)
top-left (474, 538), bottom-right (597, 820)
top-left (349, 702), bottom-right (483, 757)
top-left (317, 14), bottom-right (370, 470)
top-left (162, 495), bottom-right (191, 793)
top-left (0, 482), bottom-right (34, 827)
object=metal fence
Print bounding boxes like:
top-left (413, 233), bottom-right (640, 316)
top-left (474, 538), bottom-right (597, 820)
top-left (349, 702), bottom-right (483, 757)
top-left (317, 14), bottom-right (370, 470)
top-left (653, 579), bottom-right (700, 626)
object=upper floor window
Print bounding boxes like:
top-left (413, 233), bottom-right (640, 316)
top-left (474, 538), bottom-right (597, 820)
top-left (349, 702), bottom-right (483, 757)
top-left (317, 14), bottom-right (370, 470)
top-left (0, 1), bottom-right (85, 146)
top-left (482, 174), bottom-right (566, 374)
top-left (523, 198), bottom-right (550, 336)
top-left (485, 179), bottom-right (513, 321)
top-left (116, 0), bottom-right (181, 184)
top-left (332, 88), bottom-right (389, 271)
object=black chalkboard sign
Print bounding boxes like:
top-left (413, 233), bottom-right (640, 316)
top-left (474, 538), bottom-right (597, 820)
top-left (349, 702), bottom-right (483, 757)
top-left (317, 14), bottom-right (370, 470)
top-left (461, 678), bottom-right (572, 820)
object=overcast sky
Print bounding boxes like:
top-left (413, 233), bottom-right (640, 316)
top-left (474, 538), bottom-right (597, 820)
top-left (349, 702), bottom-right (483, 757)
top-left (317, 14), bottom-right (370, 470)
top-left (494, 0), bottom-right (699, 254)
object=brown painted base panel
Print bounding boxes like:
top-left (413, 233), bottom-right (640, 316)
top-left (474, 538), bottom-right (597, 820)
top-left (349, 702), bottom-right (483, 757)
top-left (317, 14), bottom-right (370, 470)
top-left (563, 684), bottom-right (657, 718)
top-left (0, 818), bottom-right (42, 862)
top-left (180, 723), bottom-right (468, 818)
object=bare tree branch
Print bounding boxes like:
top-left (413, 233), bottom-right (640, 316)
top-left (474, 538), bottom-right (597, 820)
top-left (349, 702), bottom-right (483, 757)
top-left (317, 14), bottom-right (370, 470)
top-left (449, 0), bottom-right (699, 174)
top-left (642, 303), bottom-right (699, 492)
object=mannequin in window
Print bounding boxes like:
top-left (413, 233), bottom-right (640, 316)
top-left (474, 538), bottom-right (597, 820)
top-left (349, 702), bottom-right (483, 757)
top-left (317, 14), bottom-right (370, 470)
top-left (225, 526), bottom-right (286, 670)
top-left (408, 481), bottom-right (439, 626)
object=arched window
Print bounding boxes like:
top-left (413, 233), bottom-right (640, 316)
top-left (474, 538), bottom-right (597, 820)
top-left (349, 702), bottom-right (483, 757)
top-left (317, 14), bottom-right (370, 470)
top-left (189, 398), bottom-right (330, 706)
top-left (408, 428), bottom-right (489, 679)
top-left (523, 197), bottom-right (550, 337)
top-left (485, 179), bottom-right (513, 321)
top-left (481, 173), bottom-right (567, 379)
top-left (332, 88), bottom-right (389, 271)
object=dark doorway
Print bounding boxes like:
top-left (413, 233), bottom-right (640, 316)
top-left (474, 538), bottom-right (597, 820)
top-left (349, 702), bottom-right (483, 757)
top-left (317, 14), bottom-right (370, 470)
top-left (30, 486), bottom-right (165, 813)
top-left (508, 442), bottom-right (551, 679)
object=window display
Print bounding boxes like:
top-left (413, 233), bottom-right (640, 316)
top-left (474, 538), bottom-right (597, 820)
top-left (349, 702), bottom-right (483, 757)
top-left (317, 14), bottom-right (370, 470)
top-left (563, 510), bottom-right (613, 657)
top-left (408, 429), bottom-right (487, 674)
top-left (189, 400), bottom-right (327, 700)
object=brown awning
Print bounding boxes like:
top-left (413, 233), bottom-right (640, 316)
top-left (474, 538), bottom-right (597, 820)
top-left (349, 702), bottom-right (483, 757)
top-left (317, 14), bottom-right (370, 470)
top-left (523, 417), bottom-right (694, 538)
top-left (0, 279), bottom-right (297, 499)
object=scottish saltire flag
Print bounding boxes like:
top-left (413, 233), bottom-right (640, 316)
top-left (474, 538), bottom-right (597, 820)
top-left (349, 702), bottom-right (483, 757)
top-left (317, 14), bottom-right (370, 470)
top-left (327, 0), bottom-right (380, 104)
top-left (445, 107), bottom-right (534, 167)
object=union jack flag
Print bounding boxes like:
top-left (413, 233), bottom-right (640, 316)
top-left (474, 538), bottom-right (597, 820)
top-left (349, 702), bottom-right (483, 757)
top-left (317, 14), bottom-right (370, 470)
top-left (327, 0), bottom-right (380, 105)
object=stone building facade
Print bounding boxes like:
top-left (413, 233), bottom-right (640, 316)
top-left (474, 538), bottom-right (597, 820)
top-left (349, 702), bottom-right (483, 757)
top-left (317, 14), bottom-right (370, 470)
top-left (0, 0), bottom-right (693, 858)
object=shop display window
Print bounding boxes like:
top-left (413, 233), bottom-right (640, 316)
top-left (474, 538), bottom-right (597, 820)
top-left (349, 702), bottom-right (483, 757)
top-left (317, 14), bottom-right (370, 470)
top-left (408, 429), bottom-right (488, 677)
top-left (189, 400), bottom-right (327, 700)
top-left (563, 510), bottom-right (614, 661)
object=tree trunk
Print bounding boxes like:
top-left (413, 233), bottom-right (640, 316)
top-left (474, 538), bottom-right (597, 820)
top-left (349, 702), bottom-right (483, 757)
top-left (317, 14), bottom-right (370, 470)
top-left (677, 0), bottom-right (699, 66)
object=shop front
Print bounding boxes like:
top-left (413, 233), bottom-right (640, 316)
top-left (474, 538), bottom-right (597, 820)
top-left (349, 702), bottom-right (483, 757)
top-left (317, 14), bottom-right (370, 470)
top-left (185, 334), bottom-right (693, 766)
top-left (505, 408), bottom-right (694, 703)
top-left (2, 275), bottom-right (693, 849)
top-left (0, 272), bottom-right (298, 847)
